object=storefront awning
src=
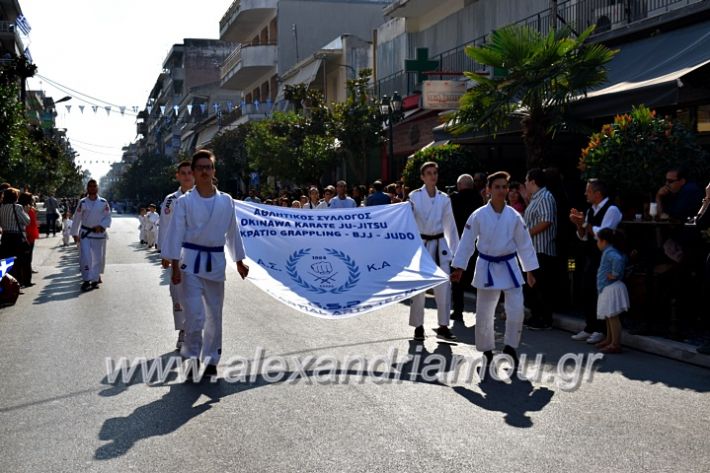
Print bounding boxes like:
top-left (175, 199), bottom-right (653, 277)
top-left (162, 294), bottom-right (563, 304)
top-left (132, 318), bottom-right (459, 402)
top-left (573, 20), bottom-right (710, 118)
top-left (275, 59), bottom-right (323, 102)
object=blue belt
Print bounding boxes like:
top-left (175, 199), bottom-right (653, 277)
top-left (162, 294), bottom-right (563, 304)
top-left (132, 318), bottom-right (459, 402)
top-left (182, 242), bottom-right (223, 274)
top-left (478, 252), bottom-right (520, 288)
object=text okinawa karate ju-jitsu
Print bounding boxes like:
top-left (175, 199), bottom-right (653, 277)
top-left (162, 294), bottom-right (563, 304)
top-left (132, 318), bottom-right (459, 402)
top-left (71, 180), bottom-right (111, 291)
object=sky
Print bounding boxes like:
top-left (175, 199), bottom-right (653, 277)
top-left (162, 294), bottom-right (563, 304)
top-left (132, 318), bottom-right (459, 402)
top-left (22, 0), bottom-right (233, 181)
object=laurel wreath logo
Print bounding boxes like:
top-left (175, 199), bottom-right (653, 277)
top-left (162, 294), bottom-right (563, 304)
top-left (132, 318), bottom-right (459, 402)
top-left (286, 248), bottom-right (360, 294)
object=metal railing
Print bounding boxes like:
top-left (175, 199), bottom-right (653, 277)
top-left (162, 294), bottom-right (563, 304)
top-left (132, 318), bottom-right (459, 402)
top-left (220, 0), bottom-right (241, 32)
top-left (376, 0), bottom-right (707, 96)
top-left (221, 44), bottom-right (243, 80)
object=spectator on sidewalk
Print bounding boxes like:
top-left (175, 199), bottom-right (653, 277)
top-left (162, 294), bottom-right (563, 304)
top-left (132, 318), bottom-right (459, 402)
top-left (45, 192), bottom-right (59, 237)
top-left (0, 188), bottom-right (30, 286)
top-left (365, 180), bottom-right (391, 206)
top-left (523, 168), bottom-right (557, 330)
top-left (19, 192), bottom-right (39, 287)
top-left (594, 228), bottom-right (630, 354)
top-left (569, 179), bottom-right (622, 345)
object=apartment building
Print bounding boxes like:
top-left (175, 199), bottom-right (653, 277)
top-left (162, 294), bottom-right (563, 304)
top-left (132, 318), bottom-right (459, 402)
top-left (218, 0), bottom-right (387, 125)
top-left (139, 39), bottom-right (236, 158)
top-left (0, 0), bottom-right (26, 58)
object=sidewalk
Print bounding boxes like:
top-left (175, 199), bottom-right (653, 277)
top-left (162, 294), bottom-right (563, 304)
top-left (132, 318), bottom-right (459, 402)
top-left (463, 292), bottom-right (710, 369)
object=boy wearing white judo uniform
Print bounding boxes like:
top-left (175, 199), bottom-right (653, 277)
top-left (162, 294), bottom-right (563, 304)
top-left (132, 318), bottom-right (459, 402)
top-left (138, 208), bottom-right (147, 244)
top-left (159, 160), bottom-right (194, 351)
top-left (451, 171), bottom-right (538, 369)
top-left (408, 161), bottom-right (459, 342)
top-left (145, 205), bottom-right (159, 249)
top-left (162, 150), bottom-right (249, 378)
top-left (62, 213), bottom-right (73, 246)
top-left (71, 180), bottom-right (112, 291)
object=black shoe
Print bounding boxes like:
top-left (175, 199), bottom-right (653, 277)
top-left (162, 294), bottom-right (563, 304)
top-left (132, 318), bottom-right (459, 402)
top-left (413, 326), bottom-right (425, 341)
top-left (81, 281), bottom-right (92, 291)
top-left (203, 364), bottom-right (218, 378)
top-left (478, 350), bottom-right (494, 380)
top-left (435, 325), bottom-right (458, 342)
top-left (525, 319), bottom-right (552, 330)
top-left (175, 330), bottom-right (185, 351)
top-left (503, 345), bottom-right (519, 371)
top-left (449, 312), bottom-right (464, 322)
top-left (91, 281), bottom-right (99, 289)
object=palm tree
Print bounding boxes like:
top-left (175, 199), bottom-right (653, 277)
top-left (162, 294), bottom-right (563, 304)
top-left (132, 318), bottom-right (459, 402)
top-left (452, 25), bottom-right (617, 168)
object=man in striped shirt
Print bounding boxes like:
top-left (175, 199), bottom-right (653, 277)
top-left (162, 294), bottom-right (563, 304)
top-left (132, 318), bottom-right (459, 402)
top-left (523, 168), bottom-right (557, 330)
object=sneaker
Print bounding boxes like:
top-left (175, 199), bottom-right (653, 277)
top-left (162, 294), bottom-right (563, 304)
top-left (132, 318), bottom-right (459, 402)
top-left (413, 326), bottom-right (425, 341)
top-left (175, 330), bottom-right (185, 351)
top-left (203, 364), bottom-right (218, 378)
top-left (478, 350), bottom-right (494, 380)
top-left (435, 326), bottom-right (458, 342)
top-left (586, 332), bottom-right (605, 344)
top-left (81, 281), bottom-right (92, 292)
top-left (571, 330), bottom-right (592, 341)
top-left (91, 281), bottom-right (100, 289)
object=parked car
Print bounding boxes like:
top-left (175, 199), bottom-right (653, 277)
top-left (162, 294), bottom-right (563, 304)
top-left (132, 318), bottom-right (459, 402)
top-left (36, 203), bottom-right (63, 234)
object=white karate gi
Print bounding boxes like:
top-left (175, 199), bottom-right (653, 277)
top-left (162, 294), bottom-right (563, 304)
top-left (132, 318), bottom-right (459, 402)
top-left (161, 189), bottom-right (246, 365)
top-left (408, 186), bottom-right (460, 327)
top-left (145, 211), bottom-right (159, 248)
top-left (139, 214), bottom-right (147, 243)
top-left (160, 188), bottom-right (189, 330)
top-left (71, 196), bottom-right (112, 283)
top-left (62, 218), bottom-right (73, 246)
top-left (452, 203), bottom-right (539, 352)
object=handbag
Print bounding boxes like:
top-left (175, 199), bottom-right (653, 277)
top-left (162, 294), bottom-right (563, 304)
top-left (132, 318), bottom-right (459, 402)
top-left (12, 205), bottom-right (32, 255)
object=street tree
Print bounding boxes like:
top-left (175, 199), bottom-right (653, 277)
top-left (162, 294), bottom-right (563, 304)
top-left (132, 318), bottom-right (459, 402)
top-left (452, 25), bottom-right (617, 168)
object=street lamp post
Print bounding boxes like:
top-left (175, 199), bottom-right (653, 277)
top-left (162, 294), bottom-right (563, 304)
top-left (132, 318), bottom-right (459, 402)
top-left (380, 91), bottom-right (402, 182)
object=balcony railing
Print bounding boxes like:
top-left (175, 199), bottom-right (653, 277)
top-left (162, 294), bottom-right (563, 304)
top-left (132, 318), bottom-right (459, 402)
top-left (376, 0), bottom-right (707, 96)
top-left (221, 45), bottom-right (243, 79)
top-left (220, 0), bottom-right (241, 32)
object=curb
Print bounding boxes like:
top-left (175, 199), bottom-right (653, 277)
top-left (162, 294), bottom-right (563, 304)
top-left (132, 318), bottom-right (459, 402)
top-left (462, 291), bottom-right (710, 369)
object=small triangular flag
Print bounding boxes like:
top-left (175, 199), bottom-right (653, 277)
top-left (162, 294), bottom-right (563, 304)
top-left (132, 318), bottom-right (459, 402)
top-left (132, 106), bottom-right (139, 113)
top-left (226, 101), bottom-right (234, 112)
top-left (187, 104), bottom-right (193, 115)
top-left (91, 105), bottom-right (98, 113)
top-left (119, 106), bottom-right (126, 116)
top-left (199, 103), bottom-right (207, 114)
top-left (79, 105), bottom-right (85, 114)
top-left (173, 105), bottom-right (179, 115)
top-left (147, 105), bottom-right (153, 114)
top-left (65, 105), bottom-right (72, 113)
top-left (105, 106), bottom-right (111, 116)
top-left (160, 105), bottom-right (166, 115)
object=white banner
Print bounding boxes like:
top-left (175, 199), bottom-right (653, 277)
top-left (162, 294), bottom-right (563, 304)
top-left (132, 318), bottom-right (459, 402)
top-left (234, 201), bottom-right (447, 319)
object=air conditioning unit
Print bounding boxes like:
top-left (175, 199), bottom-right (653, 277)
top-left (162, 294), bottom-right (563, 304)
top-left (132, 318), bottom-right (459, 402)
top-left (592, 3), bottom-right (626, 33)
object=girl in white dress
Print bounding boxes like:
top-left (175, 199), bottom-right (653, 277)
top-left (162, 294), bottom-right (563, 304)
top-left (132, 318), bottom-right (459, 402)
top-left (595, 228), bottom-right (630, 354)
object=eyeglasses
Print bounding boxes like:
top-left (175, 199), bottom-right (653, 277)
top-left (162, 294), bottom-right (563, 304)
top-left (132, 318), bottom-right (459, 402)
top-left (194, 164), bottom-right (214, 172)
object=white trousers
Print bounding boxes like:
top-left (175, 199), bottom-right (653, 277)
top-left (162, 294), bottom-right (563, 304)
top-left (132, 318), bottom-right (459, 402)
top-left (409, 241), bottom-right (451, 327)
top-left (474, 287), bottom-right (525, 352)
top-left (146, 228), bottom-right (157, 247)
top-left (179, 273), bottom-right (225, 365)
top-left (169, 279), bottom-right (185, 330)
top-left (79, 237), bottom-right (106, 283)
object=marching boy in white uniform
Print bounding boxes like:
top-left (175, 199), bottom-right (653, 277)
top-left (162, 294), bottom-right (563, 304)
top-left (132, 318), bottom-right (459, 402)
top-left (451, 171), bottom-right (538, 370)
top-left (159, 160), bottom-right (194, 351)
top-left (145, 204), bottom-right (160, 249)
top-left (408, 161), bottom-right (459, 342)
top-left (162, 150), bottom-right (249, 379)
top-left (72, 179), bottom-right (112, 291)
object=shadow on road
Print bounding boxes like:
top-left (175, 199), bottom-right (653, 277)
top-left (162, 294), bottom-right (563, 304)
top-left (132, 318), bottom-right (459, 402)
top-left (93, 343), bottom-right (556, 460)
top-left (33, 245), bottom-right (83, 305)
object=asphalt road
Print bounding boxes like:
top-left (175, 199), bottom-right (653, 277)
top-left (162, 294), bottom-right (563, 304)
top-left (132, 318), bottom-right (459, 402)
top-left (1, 215), bottom-right (709, 472)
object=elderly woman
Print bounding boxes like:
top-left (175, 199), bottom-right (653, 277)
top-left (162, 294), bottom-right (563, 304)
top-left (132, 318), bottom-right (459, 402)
top-left (0, 188), bottom-right (31, 286)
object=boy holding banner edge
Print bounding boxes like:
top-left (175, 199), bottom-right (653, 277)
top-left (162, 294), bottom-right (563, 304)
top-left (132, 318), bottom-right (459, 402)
top-left (408, 161), bottom-right (459, 342)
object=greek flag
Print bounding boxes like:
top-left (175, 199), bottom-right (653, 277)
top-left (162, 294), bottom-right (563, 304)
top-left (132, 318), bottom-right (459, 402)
top-left (23, 47), bottom-right (32, 63)
top-left (0, 257), bottom-right (15, 292)
top-left (15, 15), bottom-right (31, 35)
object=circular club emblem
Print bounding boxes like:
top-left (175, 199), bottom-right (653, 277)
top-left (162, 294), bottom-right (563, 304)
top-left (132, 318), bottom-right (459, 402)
top-left (286, 248), bottom-right (360, 294)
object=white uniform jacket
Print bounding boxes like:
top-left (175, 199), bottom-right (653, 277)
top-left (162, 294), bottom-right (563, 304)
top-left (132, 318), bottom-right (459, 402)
top-left (408, 186), bottom-right (459, 267)
top-left (452, 203), bottom-right (539, 290)
top-left (158, 188), bottom-right (189, 250)
top-left (161, 190), bottom-right (246, 282)
top-left (71, 196), bottom-right (112, 239)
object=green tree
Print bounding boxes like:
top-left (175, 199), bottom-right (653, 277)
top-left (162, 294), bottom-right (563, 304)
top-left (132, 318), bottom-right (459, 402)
top-left (332, 69), bottom-right (383, 184)
top-left (579, 105), bottom-right (710, 206)
top-left (113, 153), bottom-right (175, 206)
top-left (402, 144), bottom-right (485, 190)
top-left (212, 123), bottom-right (253, 195)
top-left (453, 25), bottom-right (617, 168)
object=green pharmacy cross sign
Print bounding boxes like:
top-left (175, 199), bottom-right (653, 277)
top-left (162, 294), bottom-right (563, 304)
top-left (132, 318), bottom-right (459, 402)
top-left (405, 48), bottom-right (439, 84)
